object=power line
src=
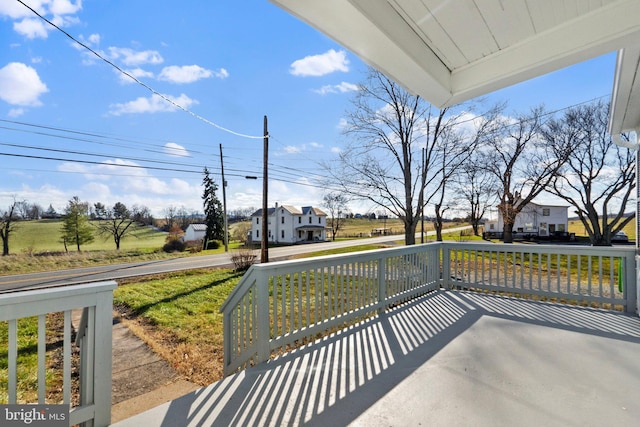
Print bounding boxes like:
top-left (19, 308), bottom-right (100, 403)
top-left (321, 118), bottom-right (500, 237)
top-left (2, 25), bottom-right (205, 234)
top-left (16, 0), bottom-right (264, 140)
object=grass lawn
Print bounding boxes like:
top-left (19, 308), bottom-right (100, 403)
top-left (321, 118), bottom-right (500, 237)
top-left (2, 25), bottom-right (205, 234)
top-left (114, 269), bottom-right (244, 385)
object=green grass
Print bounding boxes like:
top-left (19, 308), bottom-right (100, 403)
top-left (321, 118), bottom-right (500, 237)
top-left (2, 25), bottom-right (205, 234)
top-left (9, 219), bottom-right (167, 254)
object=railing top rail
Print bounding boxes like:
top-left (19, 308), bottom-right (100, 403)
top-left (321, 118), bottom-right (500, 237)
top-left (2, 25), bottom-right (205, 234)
top-left (254, 242), bottom-right (440, 271)
top-left (0, 280), bottom-right (117, 308)
top-left (442, 241), bottom-right (637, 257)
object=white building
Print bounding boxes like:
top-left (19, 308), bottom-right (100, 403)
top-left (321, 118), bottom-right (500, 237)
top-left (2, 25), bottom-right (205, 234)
top-left (183, 223), bottom-right (207, 242)
top-left (484, 201), bottom-right (568, 238)
top-left (250, 204), bottom-right (328, 244)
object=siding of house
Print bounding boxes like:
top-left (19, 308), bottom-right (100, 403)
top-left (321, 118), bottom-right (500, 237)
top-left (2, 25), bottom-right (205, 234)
top-left (485, 202), bottom-right (568, 237)
top-left (250, 205), bottom-right (327, 244)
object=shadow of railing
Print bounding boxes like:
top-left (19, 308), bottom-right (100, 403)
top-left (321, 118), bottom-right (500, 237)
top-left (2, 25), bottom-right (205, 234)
top-left (130, 290), bottom-right (640, 427)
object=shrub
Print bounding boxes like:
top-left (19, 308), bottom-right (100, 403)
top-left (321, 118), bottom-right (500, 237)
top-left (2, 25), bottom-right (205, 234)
top-left (205, 240), bottom-right (221, 250)
top-left (163, 239), bottom-right (185, 253)
top-left (230, 248), bottom-right (257, 271)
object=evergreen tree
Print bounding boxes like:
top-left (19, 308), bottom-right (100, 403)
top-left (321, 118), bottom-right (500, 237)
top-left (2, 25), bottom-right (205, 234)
top-left (61, 196), bottom-right (94, 251)
top-left (202, 167), bottom-right (225, 248)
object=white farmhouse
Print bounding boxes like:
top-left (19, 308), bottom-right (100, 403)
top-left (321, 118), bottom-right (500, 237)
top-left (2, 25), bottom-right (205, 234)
top-left (484, 201), bottom-right (568, 239)
top-left (250, 204), bottom-right (328, 244)
top-left (183, 223), bottom-right (207, 242)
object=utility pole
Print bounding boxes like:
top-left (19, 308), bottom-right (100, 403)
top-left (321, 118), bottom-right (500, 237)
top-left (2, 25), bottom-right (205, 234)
top-left (219, 144), bottom-right (228, 252)
top-left (261, 115), bottom-right (269, 263)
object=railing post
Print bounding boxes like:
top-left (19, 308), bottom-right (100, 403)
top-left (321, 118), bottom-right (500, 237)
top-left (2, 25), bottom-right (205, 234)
top-left (256, 268), bottom-right (271, 363)
top-left (93, 289), bottom-right (113, 427)
top-left (441, 243), bottom-right (451, 289)
top-left (378, 256), bottom-right (386, 314)
top-left (632, 255), bottom-right (640, 316)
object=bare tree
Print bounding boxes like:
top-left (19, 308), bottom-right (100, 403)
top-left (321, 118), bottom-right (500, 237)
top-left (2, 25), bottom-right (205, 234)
top-left (94, 202), bottom-right (138, 250)
top-left (455, 156), bottom-right (498, 236)
top-left (545, 101), bottom-right (635, 246)
top-left (163, 205), bottom-right (178, 231)
top-left (0, 199), bottom-right (19, 256)
top-left (484, 106), bottom-right (574, 243)
top-left (430, 108), bottom-right (499, 240)
top-left (323, 192), bottom-right (349, 241)
top-left (327, 67), bottom-right (451, 245)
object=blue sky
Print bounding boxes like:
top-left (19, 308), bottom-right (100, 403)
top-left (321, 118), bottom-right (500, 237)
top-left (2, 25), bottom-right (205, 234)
top-left (0, 0), bottom-right (617, 217)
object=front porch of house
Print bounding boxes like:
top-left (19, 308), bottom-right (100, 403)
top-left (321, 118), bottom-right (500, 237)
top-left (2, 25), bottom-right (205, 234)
top-left (113, 288), bottom-right (640, 426)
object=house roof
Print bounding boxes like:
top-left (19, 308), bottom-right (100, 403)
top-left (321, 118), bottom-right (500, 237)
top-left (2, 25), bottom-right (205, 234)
top-left (302, 206), bottom-right (327, 216)
top-left (270, 0), bottom-right (640, 136)
top-left (187, 224), bottom-right (207, 231)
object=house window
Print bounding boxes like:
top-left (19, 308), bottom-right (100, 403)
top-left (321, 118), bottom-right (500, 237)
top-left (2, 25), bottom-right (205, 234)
top-left (298, 231), bottom-right (302, 238)
top-left (309, 217), bottom-right (312, 224)
top-left (281, 216), bottom-right (285, 224)
top-left (318, 218), bottom-right (321, 224)
top-left (281, 230), bottom-right (285, 239)
top-left (256, 230), bottom-right (259, 238)
top-left (489, 224), bottom-right (495, 230)
top-left (256, 217), bottom-right (259, 224)
top-left (558, 224), bottom-right (566, 232)
top-left (542, 208), bottom-right (550, 216)
top-left (298, 217), bottom-right (301, 224)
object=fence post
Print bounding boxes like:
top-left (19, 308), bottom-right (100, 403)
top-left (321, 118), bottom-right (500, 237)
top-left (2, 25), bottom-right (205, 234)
top-left (441, 243), bottom-right (451, 289)
top-left (378, 256), bottom-right (387, 314)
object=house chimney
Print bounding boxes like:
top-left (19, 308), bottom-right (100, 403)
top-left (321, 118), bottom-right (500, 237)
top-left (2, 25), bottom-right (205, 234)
top-left (275, 202), bottom-right (278, 209)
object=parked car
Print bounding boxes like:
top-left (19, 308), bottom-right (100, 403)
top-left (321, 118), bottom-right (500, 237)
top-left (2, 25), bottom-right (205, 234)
top-left (612, 231), bottom-right (629, 243)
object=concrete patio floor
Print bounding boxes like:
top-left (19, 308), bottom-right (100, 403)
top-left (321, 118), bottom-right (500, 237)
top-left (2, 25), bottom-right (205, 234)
top-left (112, 290), bottom-right (640, 427)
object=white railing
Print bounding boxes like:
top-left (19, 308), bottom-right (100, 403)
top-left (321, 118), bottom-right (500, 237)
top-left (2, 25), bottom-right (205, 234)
top-left (0, 281), bottom-right (116, 427)
top-left (443, 242), bottom-right (637, 312)
top-left (221, 242), bottom-right (639, 376)
top-left (220, 244), bottom-right (441, 375)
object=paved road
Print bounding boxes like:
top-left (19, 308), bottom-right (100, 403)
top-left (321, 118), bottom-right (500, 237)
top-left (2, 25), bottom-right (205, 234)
top-left (0, 226), bottom-right (471, 293)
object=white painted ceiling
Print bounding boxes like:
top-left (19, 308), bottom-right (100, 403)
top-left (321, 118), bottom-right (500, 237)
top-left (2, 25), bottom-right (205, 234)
top-left (271, 0), bottom-right (640, 134)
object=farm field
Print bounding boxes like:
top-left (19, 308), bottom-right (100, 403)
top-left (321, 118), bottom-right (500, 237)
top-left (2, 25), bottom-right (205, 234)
top-left (7, 219), bottom-right (167, 254)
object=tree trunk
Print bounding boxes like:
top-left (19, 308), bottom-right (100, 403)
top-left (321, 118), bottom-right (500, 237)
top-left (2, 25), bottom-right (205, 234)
top-left (503, 221), bottom-right (515, 243)
top-left (2, 238), bottom-right (8, 256)
top-left (404, 220), bottom-right (417, 245)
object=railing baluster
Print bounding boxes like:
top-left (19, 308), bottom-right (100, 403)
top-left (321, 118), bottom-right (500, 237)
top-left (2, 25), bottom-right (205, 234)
top-left (8, 318), bottom-right (17, 404)
top-left (38, 314), bottom-right (46, 403)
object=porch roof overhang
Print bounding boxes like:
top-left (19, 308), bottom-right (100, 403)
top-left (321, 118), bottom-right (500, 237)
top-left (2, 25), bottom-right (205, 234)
top-left (270, 0), bottom-right (640, 137)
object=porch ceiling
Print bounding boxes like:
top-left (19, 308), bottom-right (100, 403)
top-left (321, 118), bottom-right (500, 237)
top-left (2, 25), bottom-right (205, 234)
top-left (270, 0), bottom-right (640, 133)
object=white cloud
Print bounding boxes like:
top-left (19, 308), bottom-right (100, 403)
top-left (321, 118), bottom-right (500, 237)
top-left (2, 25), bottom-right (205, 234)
top-left (13, 18), bottom-right (49, 39)
top-left (2, 0), bottom-right (83, 39)
top-left (0, 62), bottom-right (49, 106)
top-left (107, 47), bottom-right (163, 66)
top-left (117, 68), bottom-right (154, 84)
top-left (158, 65), bottom-right (213, 84)
top-left (49, 0), bottom-right (83, 16)
top-left (331, 147), bottom-right (342, 154)
top-left (9, 108), bottom-right (25, 117)
top-left (163, 142), bottom-right (190, 157)
top-left (213, 68), bottom-right (229, 79)
top-left (313, 81), bottom-right (359, 95)
top-left (290, 49), bottom-right (349, 77)
top-left (284, 146), bottom-right (301, 154)
top-left (108, 93), bottom-right (197, 116)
